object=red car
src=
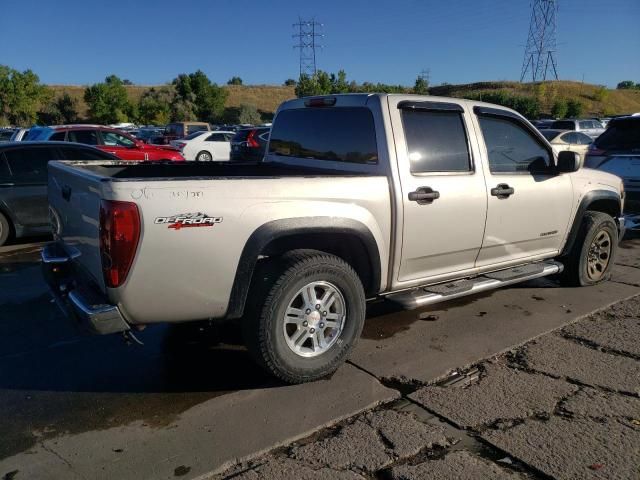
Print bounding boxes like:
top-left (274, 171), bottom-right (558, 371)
top-left (26, 125), bottom-right (184, 161)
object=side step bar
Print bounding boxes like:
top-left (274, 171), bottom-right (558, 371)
top-left (386, 261), bottom-right (563, 310)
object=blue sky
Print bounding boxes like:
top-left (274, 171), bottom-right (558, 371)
top-left (1, 0), bottom-right (638, 87)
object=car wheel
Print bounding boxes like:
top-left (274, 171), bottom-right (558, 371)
top-left (243, 250), bottom-right (366, 384)
top-left (560, 211), bottom-right (618, 286)
top-left (0, 211), bottom-right (11, 246)
top-left (196, 151), bottom-right (212, 162)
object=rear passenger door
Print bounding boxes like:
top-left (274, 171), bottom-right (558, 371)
top-left (389, 99), bottom-right (488, 284)
top-left (204, 132), bottom-right (231, 160)
top-left (472, 108), bottom-right (573, 267)
top-left (1, 146), bottom-right (58, 228)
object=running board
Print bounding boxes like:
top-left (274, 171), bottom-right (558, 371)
top-left (386, 261), bottom-right (563, 310)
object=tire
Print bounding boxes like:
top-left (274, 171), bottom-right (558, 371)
top-left (196, 151), bottom-right (212, 162)
top-left (243, 250), bottom-right (366, 384)
top-left (560, 211), bottom-right (618, 287)
top-left (0, 211), bottom-right (10, 246)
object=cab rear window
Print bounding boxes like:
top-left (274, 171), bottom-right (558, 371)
top-left (595, 119), bottom-right (640, 150)
top-left (269, 108), bottom-right (378, 164)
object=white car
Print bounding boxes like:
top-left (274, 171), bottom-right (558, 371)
top-left (172, 131), bottom-right (235, 161)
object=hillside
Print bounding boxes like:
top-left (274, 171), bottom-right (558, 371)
top-left (47, 81), bottom-right (640, 121)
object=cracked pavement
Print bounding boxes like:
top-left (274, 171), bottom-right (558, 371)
top-left (0, 237), bottom-right (639, 479)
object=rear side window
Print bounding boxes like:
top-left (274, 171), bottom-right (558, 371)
top-left (478, 117), bottom-right (551, 173)
top-left (551, 121), bottom-right (575, 130)
top-left (401, 110), bottom-right (471, 173)
top-left (269, 108), bottom-right (378, 164)
top-left (205, 133), bottom-right (226, 142)
top-left (3, 147), bottom-right (55, 183)
top-left (49, 131), bottom-right (66, 141)
top-left (595, 119), bottom-right (640, 150)
top-left (68, 130), bottom-right (99, 145)
top-left (60, 146), bottom-right (115, 160)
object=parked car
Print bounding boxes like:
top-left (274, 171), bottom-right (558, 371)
top-left (531, 119), bottom-right (554, 130)
top-left (43, 94), bottom-right (624, 383)
top-left (135, 127), bottom-right (164, 144)
top-left (585, 116), bottom-right (640, 224)
top-left (26, 125), bottom-right (184, 162)
top-left (9, 128), bottom-right (30, 142)
top-left (0, 142), bottom-right (118, 246)
top-left (172, 131), bottom-right (235, 161)
top-left (540, 129), bottom-right (593, 162)
top-left (230, 127), bottom-right (270, 161)
top-left (152, 122), bottom-right (210, 145)
top-left (0, 129), bottom-right (14, 143)
top-left (549, 119), bottom-right (605, 139)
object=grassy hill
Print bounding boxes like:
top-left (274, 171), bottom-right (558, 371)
top-left (47, 81), bottom-right (640, 121)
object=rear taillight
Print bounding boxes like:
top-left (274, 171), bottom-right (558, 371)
top-left (246, 130), bottom-right (260, 148)
top-left (99, 200), bottom-right (140, 288)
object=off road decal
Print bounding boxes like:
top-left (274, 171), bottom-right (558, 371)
top-left (155, 213), bottom-right (222, 230)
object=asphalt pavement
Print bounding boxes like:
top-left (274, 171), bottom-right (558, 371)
top-left (0, 236), bottom-right (638, 479)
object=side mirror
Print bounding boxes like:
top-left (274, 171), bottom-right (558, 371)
top-left (557, 151), bottom-right (580, 173)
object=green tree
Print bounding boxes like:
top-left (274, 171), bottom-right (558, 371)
top-left (616, 80), bottom-right (636, 89)
top-left (227, 76), bottom-right (243, 86)
top-left (551, 99), bottom-right (568, 118)
top-left (39, 92), bottom-right (79, 124)
top-left (172, 70), bottom-right (227, 122)
top-left (84, 75), bottom-right (133, 124)
top-left (138, 87), bottom-right (173, 125)
top-left (237, 103), bottom-right (262, 124)
top-left (0, 65), bottom-right (49, 125)
top-left (566, 99), bottom-right (584, 118)
top-left (413, 75), bottom-right (429, 95)
top-left (123, 79), bottom-right (134, 85)
top-left (331, 70), bottom-right (349, 93)
top-left (284, 78), bottom-right (297, 86)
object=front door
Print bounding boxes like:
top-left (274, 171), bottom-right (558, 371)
top-left (389, 98), bottom-right (488, 285)
top-left (472, 110), bottom-right (573, 267)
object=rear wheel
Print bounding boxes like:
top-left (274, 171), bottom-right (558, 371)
top-left (196, 151), bottom-right (212, 162)
top-left (243, 250), bottom-right (366, 384)
top-left (0, 212), bottom-right (10, 246)
top-left (560, 211), bottom-right (618, 286)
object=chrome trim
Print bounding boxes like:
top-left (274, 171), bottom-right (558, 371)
top-left (68, 290), bottom-right (130, 335)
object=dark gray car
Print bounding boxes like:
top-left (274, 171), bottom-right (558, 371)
top-left (0, 142), bottom-right (117, 245)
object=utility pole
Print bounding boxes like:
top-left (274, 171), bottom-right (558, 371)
top-left (520, 0), bottom-right (559, 82)
top-left (418, 69), bottom-right (431, 85)
top-left (293, 18), bottom-right (324, 77)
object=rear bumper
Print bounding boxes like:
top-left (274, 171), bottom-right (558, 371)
top-left (41, 243), bottom-right (130, 335)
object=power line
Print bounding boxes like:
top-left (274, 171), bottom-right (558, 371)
top-left (293, 18), bottom-right (323, 77)
top-left (520, 0), bottom-right (559, 82)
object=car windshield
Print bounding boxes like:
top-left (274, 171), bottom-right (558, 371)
top-left (184, 131), bottom-right (208, 140)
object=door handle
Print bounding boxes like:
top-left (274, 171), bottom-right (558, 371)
top-left (408, 187), bottom-right (440, 204)
top-left (491, 183), bottom-right (515, 199)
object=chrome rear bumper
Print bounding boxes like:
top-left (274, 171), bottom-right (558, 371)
top-left (41, 243), bottom-right (130, 335)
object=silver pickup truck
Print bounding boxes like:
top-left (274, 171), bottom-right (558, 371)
top-left (43, 94), bottom-right (626, 383)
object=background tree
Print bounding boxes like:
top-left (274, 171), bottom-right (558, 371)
top-left (237, 103), bottom-right (262, 124)
top-left (0, 65), bottom-right (49, 125)
top-left (227, 76), bottom-right (243, 86)
top-left (137, 87), bottom-right (173, 125)
top-left (413, 75), bottom-right (429, 94)
top-left (122, 79), bottom-right (134, 85)
top-left (551, 99), bottom-right (568, 118)
top-left (566, 99), bottom-right (584, 118)
top-left (616, 80), bottom-right (636, 90)
top-left (84, 75), bottom-right (133, 124)
top-left (284, 78), bottom-right (297, 86)
top-left (172, 70), bottom-right (227, 122)
top-left (38, 92), bottom-right (79, 124)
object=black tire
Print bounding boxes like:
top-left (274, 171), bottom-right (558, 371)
top-left (0, 211), bottom-right (10, 246)
top-left (196, 151), bottom-right (212, 162)
top-left (560, 211), bottom-right (618, 286)
top-left (243, 250), bottom-right (366, 384)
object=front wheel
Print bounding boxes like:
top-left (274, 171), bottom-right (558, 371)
top-left (243, 250), bottom-right (366, 384)
top-left (560, 211), bottom-right (618, 286)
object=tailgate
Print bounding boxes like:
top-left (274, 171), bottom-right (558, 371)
top-left (48, 161), bottom-right (106, 292)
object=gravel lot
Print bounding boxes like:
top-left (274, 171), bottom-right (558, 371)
top-left (216, 294), bottom-right (640, 480)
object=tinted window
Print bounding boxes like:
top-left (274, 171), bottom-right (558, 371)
top-left (479, 117), bottom-right (551, 173)
top-left (551, 121), bottom-right (576, 130)
top-left (205, 133), bottom-right (226, 142)
top-left (561, 132), bottom-right (578, 144)
top-left (184, 131), bottom-right (207, 140)
top-left (579, 121), bottom-right (591, 129)
top-left (102, 131), bottom-right (135, 147)
top-left (541, 130), bottom-right (561, 141)
top-left (4, 147), bottom-right (56, 183)
top-left (68, 130), bottom-right (99, 145)
top-left (595, 119), bottom-right (640, 150)
top-left (59, 146), bottom-right (116, 160)
top-left (187, 124), bottom-right (208, 134)
top-left (401, 110), bottom-right (471, 173)
top-left (576, 133), bottom-right (593, 145)
top-left (50, 131), bottom-right (66, 141)
top-left (269, 108), bottom-right (378, 164)
top-left (0, 130), bottom-right (14, 142)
